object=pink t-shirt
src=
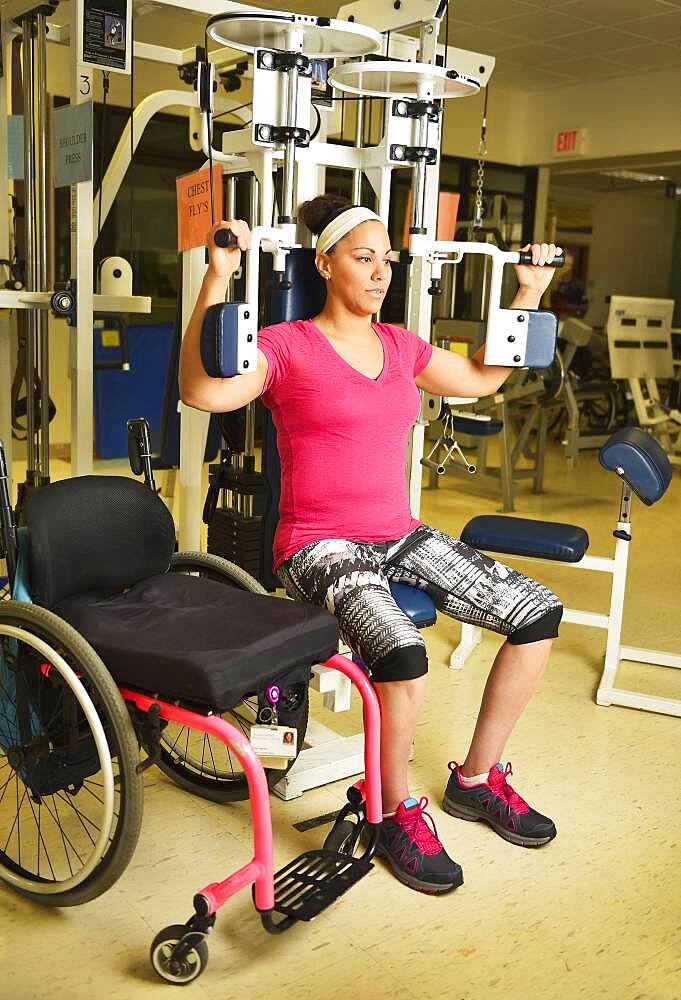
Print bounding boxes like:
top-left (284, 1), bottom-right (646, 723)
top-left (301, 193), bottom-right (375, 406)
top-left (258, 319), bottom-right (433, 569)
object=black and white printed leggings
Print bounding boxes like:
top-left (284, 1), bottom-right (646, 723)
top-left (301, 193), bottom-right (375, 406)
top-left (278, 524), bottom-right (563, 683)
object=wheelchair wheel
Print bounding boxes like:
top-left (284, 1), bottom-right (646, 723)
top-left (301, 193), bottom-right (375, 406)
top-left (155, 552), bottom-right (308, 803)
top-left (323, 818), bottom-right (361, 856)
top-left (0, 601), bottom-right (143, 906)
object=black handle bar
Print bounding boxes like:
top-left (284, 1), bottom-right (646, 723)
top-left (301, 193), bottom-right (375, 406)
top-left (517, 251), bottom-right (566, 267)
top-left (213, 228), bottom-right (238, 249)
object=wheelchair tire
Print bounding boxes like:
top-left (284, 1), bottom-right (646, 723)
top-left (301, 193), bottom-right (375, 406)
top-left (0, 601), bottom-right (143, 906)
top-left (154, 552), bottom-right (308, 803)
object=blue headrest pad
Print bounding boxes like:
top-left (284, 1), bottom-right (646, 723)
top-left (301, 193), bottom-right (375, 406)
top-left (599, 427), bottom-right (672, 506)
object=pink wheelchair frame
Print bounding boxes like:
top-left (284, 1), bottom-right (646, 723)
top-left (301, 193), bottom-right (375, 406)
top-left (120, 651), bottom-right (382, 983)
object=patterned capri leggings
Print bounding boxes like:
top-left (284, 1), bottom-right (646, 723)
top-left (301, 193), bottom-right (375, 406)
top-left (278, 524), bottom-right (563, 683)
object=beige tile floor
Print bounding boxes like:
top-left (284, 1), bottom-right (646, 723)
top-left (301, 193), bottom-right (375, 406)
top-left (2, 438), bottom-right (681, 1000)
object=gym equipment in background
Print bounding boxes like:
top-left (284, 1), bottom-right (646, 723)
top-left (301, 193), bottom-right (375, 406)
top-left (450, 427), bottom-right (679, 718)
top-left (606, 296), bottom-right (680, 466)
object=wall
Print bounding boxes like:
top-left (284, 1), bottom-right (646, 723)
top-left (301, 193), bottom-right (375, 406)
top-left (522, 65), bottom-right (681, 166)
top-left (550, 185), bottom-right (679, 329)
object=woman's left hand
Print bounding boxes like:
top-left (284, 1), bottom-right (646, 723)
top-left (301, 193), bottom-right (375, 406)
top-left (514, 242), bottom-right (563, 295)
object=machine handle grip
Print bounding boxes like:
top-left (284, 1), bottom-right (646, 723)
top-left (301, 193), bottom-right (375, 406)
top-left (517, 251), bottom-right (565, 267)
top-left (213, 228), bottom-right (238, 249)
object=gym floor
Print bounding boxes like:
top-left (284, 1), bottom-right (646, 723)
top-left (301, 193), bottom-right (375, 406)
top-left (4, 438), bottom-right (681, 1000)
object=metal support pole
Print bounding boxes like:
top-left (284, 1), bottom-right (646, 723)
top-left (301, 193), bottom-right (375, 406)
top-left (280, 65), bottom-right (299, 222)
top-left (36, 12), bottom-right (50, 483)
top-left (0, 27), bottom-right (12, 497)
top-left (351, 85), bottom-right (365, 204)
top-left (70, 0), bottom-right (94, 478)
top-left (21, 15), bottom-right (36, 480)
top-left (410, 111), bottom-right (429, 233)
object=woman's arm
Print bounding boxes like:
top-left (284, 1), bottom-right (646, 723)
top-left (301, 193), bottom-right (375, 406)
top-left (415, 242), bottom-right (561, 399)
top-left (179, 220), bottom-right (269, 413)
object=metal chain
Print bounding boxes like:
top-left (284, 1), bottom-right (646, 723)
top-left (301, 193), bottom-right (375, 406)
top-left (473, 86), bottom-right (489, 228)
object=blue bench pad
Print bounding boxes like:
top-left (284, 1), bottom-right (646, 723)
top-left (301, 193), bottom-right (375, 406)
top-left (461, 515), bottom-right (589, 563)
top-left (451, 416), bottom-right (503, 437)
top-left (389, 582), bottom-right (436, 627)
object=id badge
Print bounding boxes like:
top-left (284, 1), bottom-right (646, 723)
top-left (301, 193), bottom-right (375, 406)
top-left (250, 724), bottom-right (298, 759)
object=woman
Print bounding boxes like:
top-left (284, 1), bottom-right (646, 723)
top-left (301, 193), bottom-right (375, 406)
top-left (180, 195), bottom-right (564, 895)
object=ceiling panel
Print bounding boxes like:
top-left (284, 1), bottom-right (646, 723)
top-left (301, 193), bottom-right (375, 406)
top-left (125, 1), bottom-right (681, 92)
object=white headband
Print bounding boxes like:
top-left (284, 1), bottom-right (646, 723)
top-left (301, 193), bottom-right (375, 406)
top-left (316, 206), bottom-right (382, 256)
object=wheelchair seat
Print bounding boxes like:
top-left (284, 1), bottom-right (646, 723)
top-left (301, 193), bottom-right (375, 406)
top-left (24, 475), bottom-right (338, 710)
top-left (57, 573), bottom-right (338, 709)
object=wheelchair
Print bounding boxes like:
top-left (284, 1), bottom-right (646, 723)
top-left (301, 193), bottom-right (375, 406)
top-left (0, 422), bottom-right (383, 985)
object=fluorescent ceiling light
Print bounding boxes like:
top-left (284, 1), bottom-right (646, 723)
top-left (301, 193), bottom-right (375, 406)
top-left (600, 170), bottom-right (669, 183)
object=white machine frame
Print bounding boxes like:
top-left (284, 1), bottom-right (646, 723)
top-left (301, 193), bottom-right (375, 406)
top-left (451, 485), bottom-right (681, 719)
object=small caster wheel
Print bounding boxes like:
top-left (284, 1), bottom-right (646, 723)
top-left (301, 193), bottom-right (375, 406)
top-left (323, 818), bottom-right (360, 856)
top-left (150, 924), bottom-right (209, 985)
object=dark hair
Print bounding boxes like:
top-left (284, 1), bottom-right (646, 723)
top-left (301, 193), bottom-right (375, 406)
top-left (298, 194), bottom-right (356, 239)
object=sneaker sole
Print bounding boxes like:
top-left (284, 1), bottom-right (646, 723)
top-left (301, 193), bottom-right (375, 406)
top-left (442, 796), bottom-right (556, 849)
top-left (374, 842), bottom-right (464, 894)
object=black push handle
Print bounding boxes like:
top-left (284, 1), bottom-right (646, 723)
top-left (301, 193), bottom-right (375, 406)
top-left (517, 251), bottom-right (566, 267)
top-left (213, 228), bottom-right (238, 249)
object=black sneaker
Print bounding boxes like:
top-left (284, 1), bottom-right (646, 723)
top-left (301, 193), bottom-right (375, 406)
top-left (442, 762), bottom-right (557, 848)
top-left (374, 796), bottom-right (463, 894)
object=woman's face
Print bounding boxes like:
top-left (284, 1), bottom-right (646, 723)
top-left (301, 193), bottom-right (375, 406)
top-left (316, 220), bottom-right (393, 317)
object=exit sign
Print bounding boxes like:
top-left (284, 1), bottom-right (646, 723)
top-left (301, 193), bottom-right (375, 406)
top-left (552, 128), bottom-right (587, 156)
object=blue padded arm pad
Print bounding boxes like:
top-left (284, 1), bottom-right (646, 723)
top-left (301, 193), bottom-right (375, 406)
top-left (461, 515), bottom-right (589, 563)
top-left (200, 302), bottom-right (239, 377)
top-left (200, 302), bottom-right (257, 378)
top-left (599, 427), bottom-right (672, 506)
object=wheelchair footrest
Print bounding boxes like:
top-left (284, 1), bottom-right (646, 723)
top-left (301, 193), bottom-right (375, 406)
top-left (272, 849), bottom-right (373, 922)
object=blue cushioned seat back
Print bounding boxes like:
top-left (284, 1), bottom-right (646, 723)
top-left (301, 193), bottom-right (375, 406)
top-left (25, 476), bottom-right (176, 610)
top-left (599, 427), bottom-right (672, 506)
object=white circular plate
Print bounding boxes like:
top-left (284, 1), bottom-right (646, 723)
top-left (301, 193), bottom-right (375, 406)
top-left (206, 12), bottom-right (381, 58)
top-left (328, 60), bottom-right (481, 99)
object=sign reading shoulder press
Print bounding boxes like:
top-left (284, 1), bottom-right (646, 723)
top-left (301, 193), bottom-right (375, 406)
top-left (52, 101), bottom-right (94, 188)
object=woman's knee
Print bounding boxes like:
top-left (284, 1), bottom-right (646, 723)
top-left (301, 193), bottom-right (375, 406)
top-left (508, 603), bottom-right (563, 646)
top-left (370, 643), bottom-right (428, 682)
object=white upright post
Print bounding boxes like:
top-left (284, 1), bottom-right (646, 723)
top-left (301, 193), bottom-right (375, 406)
top-left (406, 21), bottom-right (440, 516)
top-left (178, 246), bottom-right (211, 550)
top-left (596, 531), bottom-right (631, 705)
top-left (69, 0), bottom-right (94, 477)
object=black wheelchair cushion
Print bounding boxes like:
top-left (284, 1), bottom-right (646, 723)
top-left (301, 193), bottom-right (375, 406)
top-left (599, 427), bottom-right (672, 506)
top-left (451, 415), bottom-right (503, 436)
top-left (26, 476), bottom-right (176, 610)
top-left (462, 515), bottom-right (589, 563)
top-left (55, 572), bottom-right (339, 710)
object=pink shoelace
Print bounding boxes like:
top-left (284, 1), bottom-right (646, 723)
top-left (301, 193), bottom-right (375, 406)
top-left (396, 797), bottom-right (443, 856)
top-left (449, 760), bottom-right (530, 816)
top-left (487, 762), bottom-right (530, 815)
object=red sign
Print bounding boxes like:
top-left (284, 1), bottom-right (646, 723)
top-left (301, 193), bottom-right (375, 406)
top-left (176, 164), bottom-right (223, 252)
top-left (553, 128), bottom-right (586, 157)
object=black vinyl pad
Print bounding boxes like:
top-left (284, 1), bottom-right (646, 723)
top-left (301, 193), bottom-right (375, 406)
top-left (56, 573), bottom-right (339, 710)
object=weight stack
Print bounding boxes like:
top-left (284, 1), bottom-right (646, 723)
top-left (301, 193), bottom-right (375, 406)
top-left (207, 508), bottom-right (266, 583)
top-left (206, 459), bottom-right (274, 589)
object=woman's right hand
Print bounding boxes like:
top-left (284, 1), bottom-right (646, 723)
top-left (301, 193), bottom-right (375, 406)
top-left (205, 219), bottom-right (251, 280)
